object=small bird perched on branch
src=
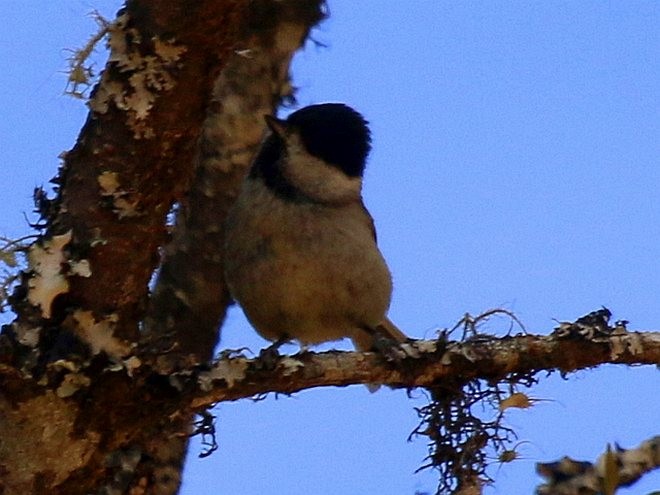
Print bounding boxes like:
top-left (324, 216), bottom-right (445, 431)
top-left (224, 103), bottom-right (406, 352)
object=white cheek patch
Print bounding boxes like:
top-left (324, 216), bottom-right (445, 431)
top-left (282, 133), bottom-right (362, 204)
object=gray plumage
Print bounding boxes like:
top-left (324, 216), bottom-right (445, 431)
top-left (224, 103), bottom-right (406, 351)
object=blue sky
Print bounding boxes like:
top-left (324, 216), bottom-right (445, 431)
top-left (1, 2), bottom-right (658, 494)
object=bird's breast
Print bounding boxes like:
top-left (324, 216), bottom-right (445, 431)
top-left (224, 180), bottom-right (392, 344)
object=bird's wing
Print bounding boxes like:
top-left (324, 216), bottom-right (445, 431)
top-left (359, 199), bottom-right (378, 243)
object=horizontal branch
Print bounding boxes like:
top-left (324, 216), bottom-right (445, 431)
top-left (188, 330), bottom-right (660, 409)
top-left (537, 436), bottom-right (660, 495)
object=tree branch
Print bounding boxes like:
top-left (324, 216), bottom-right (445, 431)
top-left (13, 1), bottom-right (249, 349)
top-left (136, 4), bottom-right (325, 493)
top-left (144, 0), bottom-right (325, 371)
top-left (187, 330), bottom-right (660, 408)
top-left (536, 436), bottom-right (660, 495)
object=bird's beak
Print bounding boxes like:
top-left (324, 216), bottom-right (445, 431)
top-left (264, 115), bottom-right (287, 138)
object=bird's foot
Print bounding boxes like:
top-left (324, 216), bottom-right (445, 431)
top-left (256, 335), bottom-right (290, 370)
top-left (372, 335), bottom-right (408, 363)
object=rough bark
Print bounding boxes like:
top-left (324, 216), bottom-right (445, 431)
top-left (186, 330), bottom-right (660, 407)
top-left (139, 4), bottom-right (324, 492)
top-left (0, 1), bottom-right (325, 494)
top-left (143, 0), bottom-right (324, 372)
top-left (39, 1), bottom-right (247, 344)
top-left (536, 436), bottom-right (660, 495)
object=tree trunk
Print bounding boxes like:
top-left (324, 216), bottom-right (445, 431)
top-left (0, 2), bottom-right (324, 493)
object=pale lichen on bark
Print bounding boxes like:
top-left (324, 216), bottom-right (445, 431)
top-left (26, 231), bottom-right (73, 319)
top-left (187, 331), bottom-right (660, 406)
top-left (89, 12), bottom-right (187, 138)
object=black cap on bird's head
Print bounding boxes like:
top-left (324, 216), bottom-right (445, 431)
top-left (264, 103), bottom-right (372, 178)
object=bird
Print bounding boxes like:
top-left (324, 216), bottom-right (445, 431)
top-left (224, 103), bottom-right (407, 353)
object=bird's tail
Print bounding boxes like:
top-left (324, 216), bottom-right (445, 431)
top-left (351, 317), bottom-right (408, 352)
top-left (352, 318), bottom-right (408, 392)
top-left (377, 317), bottom-right (408, 343)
